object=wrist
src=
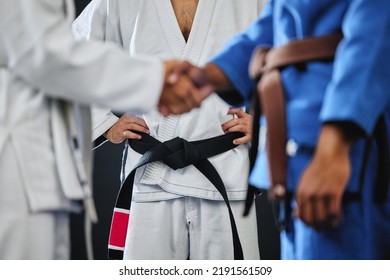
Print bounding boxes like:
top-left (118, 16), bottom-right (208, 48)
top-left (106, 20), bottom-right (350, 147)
top-left (204, 63), bottom-right (244, 105)
top-left (103, 129), bottom-right (111, 141)
top-left (315, 124), bottom-right (352, 159)
top-left (203, 63), bottom-right (231, 91)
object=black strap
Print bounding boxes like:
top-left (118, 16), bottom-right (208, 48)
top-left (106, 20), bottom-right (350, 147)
top-left (373, 116), bottom-right (390, 203)
top-left (244, 89), bottom-right (262, 216)
top-left (108, 132), bottom-right (245, 260)
top-left (345, 115), bottom-right (389, 204)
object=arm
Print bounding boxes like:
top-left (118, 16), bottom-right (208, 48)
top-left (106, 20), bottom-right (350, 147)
top-left (320, 0), bottom-right (390, 134)
top-left (1, 0), bottom-right (163, 115)
top-left (73, 0), bottom-right (135, 144)
top-left (297, 0), bottom-right (390, 229)
top-left (1, 0), bottom-right (201, 116)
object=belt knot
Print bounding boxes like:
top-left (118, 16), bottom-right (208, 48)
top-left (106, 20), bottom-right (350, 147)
top-left (162, 137), bottom-right (201, 170)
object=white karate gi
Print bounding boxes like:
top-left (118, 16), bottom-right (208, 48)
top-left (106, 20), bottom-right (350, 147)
top-left (74, 0), bottom-right (266, 259)
top-left (0, 0), bottom-right (165, 259)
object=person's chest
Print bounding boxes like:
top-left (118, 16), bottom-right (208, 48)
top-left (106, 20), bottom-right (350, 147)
top-left (170, 0), bottom-right (199, 42)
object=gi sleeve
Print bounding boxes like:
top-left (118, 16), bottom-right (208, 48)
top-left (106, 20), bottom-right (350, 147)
top-left (91, 106), bottom-right (119, 147)
top-left (0, 0), bottom-right (164, 116)
top-left (72, 0), bottom-right (119, 145)
top-left (320, 0), bottom-right (390, 135)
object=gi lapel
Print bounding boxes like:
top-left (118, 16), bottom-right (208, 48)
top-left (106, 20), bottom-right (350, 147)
top-left (152, 0), bottom-right (186, 57)
top-left (182, 0), bottom-right (217, 63)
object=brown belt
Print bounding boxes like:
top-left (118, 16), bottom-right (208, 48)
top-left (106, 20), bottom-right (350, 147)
top-left (244, 34), bottom-right (343, 226)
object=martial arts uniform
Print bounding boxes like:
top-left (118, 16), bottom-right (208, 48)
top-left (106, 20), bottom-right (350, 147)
top-left (73, 0), bottom-right (266, 260)
top-left (0, 0), bottom-right (166, 259)
top-left (211, 0), bottom-right (390, 259)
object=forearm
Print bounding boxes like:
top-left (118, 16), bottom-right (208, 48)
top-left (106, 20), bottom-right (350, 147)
top-left (3, 0), bottom-right (164, 115)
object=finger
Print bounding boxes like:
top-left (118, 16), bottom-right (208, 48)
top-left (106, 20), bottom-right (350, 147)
top-left (187, 65), bottom-right (207, 87)
top-left (168, 71), bottom-right (180, 85)
top-left (164, 60), bottom-right (179, 85)
top-left (297, 192), bottom-right (314, 226)
top-left (104, 123), bottom-right (127, 143)
top-left (181, 77), bottom-right (201, 109)
top-left (175, 61), bottom-right (194, 73)
top-left (126, 116), bottom-right (149, 130)
top-left (233, 135), bottom-right (250, 145)
top-left (158, 104), bottom-right (170, 117)
top-left (126, 123), bottom-right (150, 134)
top-left (223, 123), bottom-right (247, 134)
top-left (221, 118), bottom-right (241, 131)
top-left (183, 78), bottom-right (208, 109)
top-left (328, 194), bottom-right (342, 227)
top-left (303, 197), bottom-right (315, 226)
top-left (313, 196), bottom-right (329, 229)
top-left (168, 61), bottom-right (194, 85)
top-left (186, 66), bottom-right (214, 101)
top-left (123, 130), bottom-right (142, 140)
top-left (227, 107), bottom-right (245, 116)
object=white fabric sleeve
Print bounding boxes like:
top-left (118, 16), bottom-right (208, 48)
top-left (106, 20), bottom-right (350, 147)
top-left (91, 106), bottom-right (119, 143)
top-left (0, 0), bottom-right (163, 115)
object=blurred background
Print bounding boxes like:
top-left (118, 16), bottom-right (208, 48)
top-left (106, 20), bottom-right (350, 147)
top-left (71, 0), bottom-right (280, 260)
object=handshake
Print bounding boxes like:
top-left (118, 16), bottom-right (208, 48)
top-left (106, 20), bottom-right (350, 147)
top-left (157, 60), bottom-right (232, 116)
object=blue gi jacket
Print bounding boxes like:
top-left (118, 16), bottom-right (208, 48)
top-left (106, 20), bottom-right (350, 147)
top-left (211, 0), bottom-right (390, 194)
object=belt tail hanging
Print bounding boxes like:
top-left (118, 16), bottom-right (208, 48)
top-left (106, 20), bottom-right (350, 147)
top-left (107, 166), bottom-right (136, 259)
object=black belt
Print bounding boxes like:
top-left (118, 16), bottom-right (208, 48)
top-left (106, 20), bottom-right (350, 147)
top-left (108, 132), bottom-right (245, 260)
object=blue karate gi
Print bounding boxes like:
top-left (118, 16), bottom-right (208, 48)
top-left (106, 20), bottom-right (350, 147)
top-left (211, 0), bottom-right (390, 259)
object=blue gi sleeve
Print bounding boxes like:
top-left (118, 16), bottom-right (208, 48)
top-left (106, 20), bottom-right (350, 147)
top-left (209, 0), bottom-right (274, 106)
top-left (320, 0), bottom-right (390, 135)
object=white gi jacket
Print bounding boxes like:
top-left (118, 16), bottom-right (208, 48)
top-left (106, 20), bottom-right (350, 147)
top-left (74, 0), bottom-right (265, 202)
top-left (0, 0), bottom-right (165, 212)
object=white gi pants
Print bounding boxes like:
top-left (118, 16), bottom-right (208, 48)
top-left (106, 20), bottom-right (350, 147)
top-left (123, 196), bottom-right (260, 260)
top-left (0, 141), bottom-right (70, 260)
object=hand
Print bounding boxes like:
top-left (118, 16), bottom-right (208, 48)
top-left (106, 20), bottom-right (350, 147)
top-left (221, 108), bottom-right (253, 145)
top-left (158, 60), bottom-right (213, 116)
top-left (295, 125), bottom-right (352, 230)
top-left (104, 114), bottom-right (149, 144)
